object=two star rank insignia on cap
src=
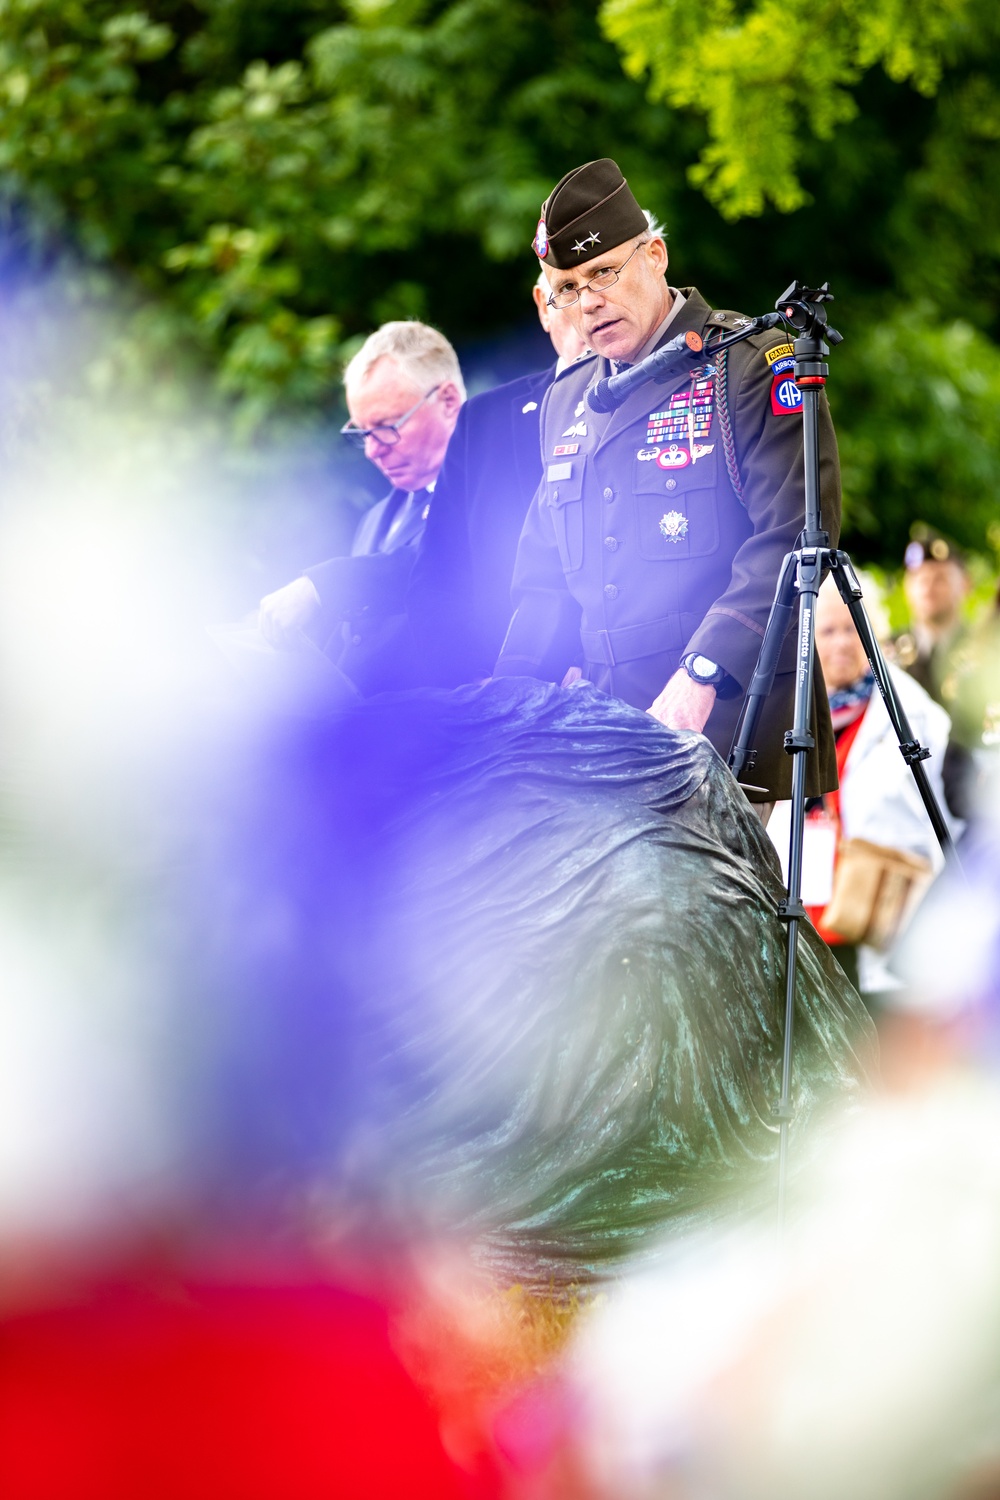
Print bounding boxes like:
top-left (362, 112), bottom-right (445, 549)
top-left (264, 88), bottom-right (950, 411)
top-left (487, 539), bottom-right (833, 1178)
top-left (572, 231), bottom-right (601, 256)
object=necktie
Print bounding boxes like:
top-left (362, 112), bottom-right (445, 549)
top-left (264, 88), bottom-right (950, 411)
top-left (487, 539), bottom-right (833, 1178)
top-left (612, 360), bottom-right (632, 377)
top-left (383, 489), bottom-right (428, 551)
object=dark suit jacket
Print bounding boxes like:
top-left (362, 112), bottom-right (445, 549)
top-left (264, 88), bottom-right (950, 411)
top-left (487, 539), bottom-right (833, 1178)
top-left (407, 367), bottom-right (559, 687)
top-left (305, 486), bottom-right (430, 698)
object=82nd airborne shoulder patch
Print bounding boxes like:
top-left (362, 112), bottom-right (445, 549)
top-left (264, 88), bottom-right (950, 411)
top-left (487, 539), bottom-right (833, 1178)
top-left (771, 374), bottom-right (803, 415)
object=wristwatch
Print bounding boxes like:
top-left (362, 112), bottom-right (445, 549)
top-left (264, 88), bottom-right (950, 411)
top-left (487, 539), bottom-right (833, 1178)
top-left (681, 652), bottom-right (741, 698)
top-left (682, 652), bottom-right (726, 687)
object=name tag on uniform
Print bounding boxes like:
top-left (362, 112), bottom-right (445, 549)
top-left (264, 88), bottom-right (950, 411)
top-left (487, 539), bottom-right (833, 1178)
top-left (547, 461), bottom-right (573, 481)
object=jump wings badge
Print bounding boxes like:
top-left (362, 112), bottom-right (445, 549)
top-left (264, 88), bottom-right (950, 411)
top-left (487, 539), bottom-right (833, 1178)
top-left (658, 510), bottom-right (689, 543)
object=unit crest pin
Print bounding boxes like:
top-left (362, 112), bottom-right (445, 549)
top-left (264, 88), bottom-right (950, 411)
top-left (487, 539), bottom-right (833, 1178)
top-left (658, 510), bottom-right (689, 543)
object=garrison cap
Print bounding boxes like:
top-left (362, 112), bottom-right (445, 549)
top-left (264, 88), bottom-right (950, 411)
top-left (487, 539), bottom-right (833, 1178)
top-left (532, 158), bottom-right (648, 269)
top-left (904, 525), bottom-right (966, 571)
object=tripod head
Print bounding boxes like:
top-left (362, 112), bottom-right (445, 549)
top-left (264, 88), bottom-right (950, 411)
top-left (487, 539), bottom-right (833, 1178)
top-left (776, 282), bottom-right (843, 346)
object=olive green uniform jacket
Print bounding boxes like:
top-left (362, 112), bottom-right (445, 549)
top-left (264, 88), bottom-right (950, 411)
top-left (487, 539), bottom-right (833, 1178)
top-left (494, 288), bottom-right (839, 800)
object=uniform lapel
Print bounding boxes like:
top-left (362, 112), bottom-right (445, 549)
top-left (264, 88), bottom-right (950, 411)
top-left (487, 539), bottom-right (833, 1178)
top-left (594, 290), bottom-right (714, 455)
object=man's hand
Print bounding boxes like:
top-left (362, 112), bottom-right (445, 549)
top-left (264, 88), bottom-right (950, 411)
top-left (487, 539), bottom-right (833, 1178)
top-left (259, 576), bottom-right (322, 647)
top-left (647, 668), bottom-right (716, 732)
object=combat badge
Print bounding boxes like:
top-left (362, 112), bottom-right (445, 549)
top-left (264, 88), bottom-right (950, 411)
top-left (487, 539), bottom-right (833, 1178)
top-left (656, 444), bottom-right (690, 469)
top-left (771, 375), bottom-right (803, 415)
top-left (658, 510), bottom-right (689, 543)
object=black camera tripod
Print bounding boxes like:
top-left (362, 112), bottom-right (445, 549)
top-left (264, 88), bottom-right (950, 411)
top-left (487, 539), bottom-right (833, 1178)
top-left (727, 283), bottom-right (959, 1219)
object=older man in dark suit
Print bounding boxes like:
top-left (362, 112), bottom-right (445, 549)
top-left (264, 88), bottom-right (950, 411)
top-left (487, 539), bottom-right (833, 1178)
top-left (258, 320), bottom-right (464, 697)
top-left (406, 275), bottom-right (588, 687)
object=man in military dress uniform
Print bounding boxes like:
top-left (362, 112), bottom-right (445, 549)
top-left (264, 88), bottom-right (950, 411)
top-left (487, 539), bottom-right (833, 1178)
top-left (893, 528), bottom-right (971, 703)
top-left (892, 527), bottom-right (976, 819)
top-left (494, 158), bottom-right (839, 804)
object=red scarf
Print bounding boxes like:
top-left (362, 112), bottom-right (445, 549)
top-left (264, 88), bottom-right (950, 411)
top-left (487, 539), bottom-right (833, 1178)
top-left (806, 708), bottom-right (867, 945)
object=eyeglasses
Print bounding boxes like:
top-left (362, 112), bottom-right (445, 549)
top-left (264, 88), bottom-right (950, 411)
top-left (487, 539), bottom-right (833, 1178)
top-left (340, 384), bottom-right (441, 449)
top-left (546, 241), bottom-right (644, 309)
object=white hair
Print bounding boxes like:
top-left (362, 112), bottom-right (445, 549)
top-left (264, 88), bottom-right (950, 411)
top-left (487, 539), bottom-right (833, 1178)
top-left (638, 208), bottom-right (666, 242)
top-left (820, 569), bottom-right (891, 644)
top-left (343, 320), bottom-right (465, 400)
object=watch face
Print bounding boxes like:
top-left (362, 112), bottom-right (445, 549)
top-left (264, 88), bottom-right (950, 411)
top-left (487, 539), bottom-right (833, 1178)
top-left (683, 654), bottom-right (725, 687)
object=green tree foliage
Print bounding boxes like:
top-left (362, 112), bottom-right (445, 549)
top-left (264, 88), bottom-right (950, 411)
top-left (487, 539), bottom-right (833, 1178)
top-left (0, 0), bottom-right (688, 426)
top-left (598, 0), bottom-right (1000, 560)
top-left (836, 309), bottom-right (1000, 546)
top-left (0, 0), bottom-right (998, 563)
top-left (600, 0), bottom-right (982, 219)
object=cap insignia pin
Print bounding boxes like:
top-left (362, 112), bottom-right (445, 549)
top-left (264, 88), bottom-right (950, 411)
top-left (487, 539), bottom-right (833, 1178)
top-left (572, 230), bottom-right (602, 256)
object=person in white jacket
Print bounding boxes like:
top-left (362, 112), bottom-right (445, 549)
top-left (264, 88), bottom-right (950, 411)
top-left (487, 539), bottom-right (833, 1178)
top-left (768, 573), bottom-right (956, 998)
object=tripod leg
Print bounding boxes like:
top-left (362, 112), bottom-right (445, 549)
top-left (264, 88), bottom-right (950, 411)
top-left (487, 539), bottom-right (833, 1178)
top-left (830, 556), bottom-right (959, 863)
top-left (729, 550), bottom-right (799, 786)
top-left (774, 545), bottom-right (826, 1224)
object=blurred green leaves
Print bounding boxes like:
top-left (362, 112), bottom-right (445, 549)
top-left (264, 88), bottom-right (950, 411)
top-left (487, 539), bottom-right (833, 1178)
top-left (836, 308), bottom-right (1000, 553)
top-left (599, 0), bottom-right (985, 220)
top-left (0, 0), bottom-right (998, 561)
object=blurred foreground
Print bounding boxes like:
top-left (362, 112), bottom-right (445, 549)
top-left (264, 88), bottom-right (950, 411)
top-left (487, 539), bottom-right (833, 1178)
top-left (0, 299), bottom-right (998, 1499)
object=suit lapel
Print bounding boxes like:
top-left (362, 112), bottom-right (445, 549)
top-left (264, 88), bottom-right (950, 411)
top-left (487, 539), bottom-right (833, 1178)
top-left (383, 489), bottom-right (429, 552)
top-left (512, 367), bottom-right (554, 493)
top-left (355, 489), bottom-right (404, 554)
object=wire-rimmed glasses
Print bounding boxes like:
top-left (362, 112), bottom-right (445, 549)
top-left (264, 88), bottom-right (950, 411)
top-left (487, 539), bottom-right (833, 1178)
top-left (546, 241), bottom-right (644, 310)
top-left (340, 384), bottom-right (441, 448)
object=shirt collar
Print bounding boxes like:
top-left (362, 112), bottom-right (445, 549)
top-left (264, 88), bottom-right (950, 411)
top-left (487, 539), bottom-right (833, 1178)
top-left (631, 288), bottom-right (687, 365)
